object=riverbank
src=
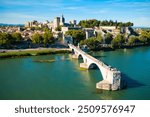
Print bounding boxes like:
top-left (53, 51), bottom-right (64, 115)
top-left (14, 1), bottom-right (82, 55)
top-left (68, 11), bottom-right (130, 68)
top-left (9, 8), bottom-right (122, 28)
top-left (1, 43), bottom-right (150, 59)
top-left (88, 43), bottom-right (150, 52)
top-left (0, 48), bottom-right (71, 59)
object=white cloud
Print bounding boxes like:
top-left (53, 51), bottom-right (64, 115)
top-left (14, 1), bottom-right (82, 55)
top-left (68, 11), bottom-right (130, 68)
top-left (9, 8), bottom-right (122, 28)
top-left (3, 1), bottom-right (31, 6)
top-left (72, 0), bottom-right (82, 2)
top-left (90, 10), bottom-right (108, 14)
top-left (2, 13), bottom-right (37, 19)
top-left (0, 12), bottom-right (48, 23)
top-left (3, 0), bottom-right (64, 7)
top-left (63, 6), bottom-right (85, 10)
top-left (109, 1), bottom-right (150, 7)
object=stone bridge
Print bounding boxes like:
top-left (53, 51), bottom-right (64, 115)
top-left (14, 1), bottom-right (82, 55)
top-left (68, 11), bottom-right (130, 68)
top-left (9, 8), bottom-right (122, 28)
top-left (68, 44), bottom-right (122, 90)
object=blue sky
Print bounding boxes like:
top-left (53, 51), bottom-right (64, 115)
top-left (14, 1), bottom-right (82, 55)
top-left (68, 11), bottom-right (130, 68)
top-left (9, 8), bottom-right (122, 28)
top-left (0, 0), bottom-right (150, 26)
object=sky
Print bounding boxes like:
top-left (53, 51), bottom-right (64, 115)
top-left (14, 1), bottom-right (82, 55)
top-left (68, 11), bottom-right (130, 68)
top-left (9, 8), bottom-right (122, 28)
top-left (0, 0), bottom-right (150, 27)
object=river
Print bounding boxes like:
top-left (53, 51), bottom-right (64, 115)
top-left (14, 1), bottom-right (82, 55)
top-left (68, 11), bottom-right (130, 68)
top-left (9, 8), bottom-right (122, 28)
top-left (0, 46), bottom-right (150, 100)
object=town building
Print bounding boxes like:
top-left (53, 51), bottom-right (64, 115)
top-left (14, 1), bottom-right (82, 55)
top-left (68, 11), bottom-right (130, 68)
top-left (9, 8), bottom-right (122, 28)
top-left (63, 35), bottom-right (73, 45)
top-left (53, 17), bottom-right (60, 29)
top-left (61, 26), bottom-right (81, 34)
top-left (23, 15), bottom-right (136, 46)
top-left (60, 15), bottom-right (65, 26)
top-left (69, 20), bottom-right (77, 26)
top-left (82, 28), bottom-right (95, 39)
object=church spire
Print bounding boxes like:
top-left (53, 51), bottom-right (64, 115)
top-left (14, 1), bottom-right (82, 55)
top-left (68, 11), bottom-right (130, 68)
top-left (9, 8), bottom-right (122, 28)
top-left (60, 14), bottom-right (65, 25)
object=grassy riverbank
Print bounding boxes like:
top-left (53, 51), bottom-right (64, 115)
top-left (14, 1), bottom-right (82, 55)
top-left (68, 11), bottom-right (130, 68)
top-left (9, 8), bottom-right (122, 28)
top-left (0, 48), bottom-right (71, 59)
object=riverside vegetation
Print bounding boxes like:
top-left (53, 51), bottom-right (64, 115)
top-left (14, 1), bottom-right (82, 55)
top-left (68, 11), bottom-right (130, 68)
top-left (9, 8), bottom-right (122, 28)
top-left (0, 49), bottom-right (71, 59)
top-left (80, 29), bottom-right (150, 51)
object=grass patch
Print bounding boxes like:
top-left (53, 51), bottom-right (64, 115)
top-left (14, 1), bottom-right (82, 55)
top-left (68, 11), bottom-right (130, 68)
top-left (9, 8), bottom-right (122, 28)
top-left (0, 49), bottom-right (71, 59)
top-left (33, 59), bottom-right (56, 63)
top-left (78, 67), bottom-right (88, 71)
top-left (0, 52), bottom-right (31, 58)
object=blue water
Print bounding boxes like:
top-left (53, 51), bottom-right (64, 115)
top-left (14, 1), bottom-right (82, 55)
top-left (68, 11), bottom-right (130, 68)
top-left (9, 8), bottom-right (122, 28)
top-left (0, 46), bottom-right (150, 100)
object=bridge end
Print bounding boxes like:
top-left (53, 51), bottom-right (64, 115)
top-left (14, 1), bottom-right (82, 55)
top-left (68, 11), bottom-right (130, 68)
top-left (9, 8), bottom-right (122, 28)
top-left (96, 80), bottom-right (112, 90)
top-left (96, 71), bottom-right (123, 91)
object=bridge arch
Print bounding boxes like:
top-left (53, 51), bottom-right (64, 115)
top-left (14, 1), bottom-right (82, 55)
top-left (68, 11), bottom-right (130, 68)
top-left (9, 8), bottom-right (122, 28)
top-left (78, 54), bottom-right (85, 64)
top-left (71, 49), bottom-right (75, 54)
top-left (88, 63), bottom-right (99, 69)
top-left (78, 54), bottom-right (83, 59)
top-left (88, 63), bottom-right (103, 83)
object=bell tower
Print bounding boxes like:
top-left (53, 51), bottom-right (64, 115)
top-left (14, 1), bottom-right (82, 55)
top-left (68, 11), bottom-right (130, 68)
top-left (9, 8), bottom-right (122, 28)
top-left (60, 14), bottom-right (65, 26)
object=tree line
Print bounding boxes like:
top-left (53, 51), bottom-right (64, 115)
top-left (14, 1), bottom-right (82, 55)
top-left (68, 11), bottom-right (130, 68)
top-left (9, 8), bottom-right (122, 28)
top-left (78, 19), bottom-right (133, 28)
top-left (0, 32), bottom-right (23, 47)
top-left (65, 30), bottom-right (86, 45)
top-left (0, 30), bottom-right (54, 48)
top-left (31, 31), bottom-right (54, 46)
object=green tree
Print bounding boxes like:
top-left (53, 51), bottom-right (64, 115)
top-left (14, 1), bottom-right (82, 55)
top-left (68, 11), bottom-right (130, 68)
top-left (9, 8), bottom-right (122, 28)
top-left (31, 33), bottom-right (43, 44)
top-left (43, 27), bottom-right (50, 32)
top-left (105, 33), bottom-right (113, 44)
top-left (55, 26), bottom-right (61, 31)
top-left (148, 31), bottom-right (150, 43)
top-left (65, 30), bottom-right (86, 45)
top-left (125, 22), bottom-right (134, 27)
top-left (0, 33), bottom-right (12, 46)
top-left (0, 32), bottom-right (4, 45)
top-left (128, 35), bottom-right (139, 46)
top-left (111, 34), bottom-right (125, 48)
top-left (80, 37), bottom-right (101, 50)
top-left (96, 33), bottom-right (103, 43)
top-left (78, 19), bottom-right (133, 28)
top-left (78, 19), bottom-right (99, 28)
top-left (139, 31), bottom-right (150, 43)
top-left (43, 31), bottom-right (54, 45)
top-left (12, 32), bottom-right (23, 43)
top-left (117, 22), bottom-right (124, 27)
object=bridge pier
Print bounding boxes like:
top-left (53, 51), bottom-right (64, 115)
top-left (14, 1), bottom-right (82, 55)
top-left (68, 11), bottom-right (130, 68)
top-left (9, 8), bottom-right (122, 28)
top-left (96, 71), bottom-right (122, 90)
top-left (96, 80), bottom-right (112, 90)
top-left (80, 63), bottom-right (88, 69)
top-left (96, 80), bottom-right (120, 91)
top-left (72, 54), bottom-right (78, 59)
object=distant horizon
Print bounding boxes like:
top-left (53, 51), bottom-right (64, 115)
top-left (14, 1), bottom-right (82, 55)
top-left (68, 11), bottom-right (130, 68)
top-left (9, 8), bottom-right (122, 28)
top-left (0, 0), bottom-right (150, 27)
top-left (0, 21), bottom-right (150, 28)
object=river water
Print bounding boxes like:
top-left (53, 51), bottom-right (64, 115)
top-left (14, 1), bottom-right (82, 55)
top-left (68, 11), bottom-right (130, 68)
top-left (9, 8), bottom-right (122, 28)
top-left (0, 46), bottom-right (150, 100)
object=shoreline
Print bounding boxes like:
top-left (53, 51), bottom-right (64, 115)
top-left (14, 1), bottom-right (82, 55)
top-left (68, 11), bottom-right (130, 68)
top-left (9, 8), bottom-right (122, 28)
top-left (0, 44), bottom-right (150, 59)
top-left (0, 48), bottom-right (71, 59)
top-left (89, 43), bottom-right (150, 52)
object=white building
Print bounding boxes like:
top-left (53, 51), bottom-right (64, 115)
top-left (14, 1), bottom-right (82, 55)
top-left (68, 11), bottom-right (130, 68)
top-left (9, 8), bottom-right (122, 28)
top-left (60, 15), bottom-right (65, 26)
top-left (53, 17), bottom-right (60, 29)
top-left (61, 26), bottom-right (82, 34)
top-left (82, 28), bottom-right (95, 39)
top-left (69, 20), bottom-right (77, 25)
top-left (95, 26), bottom-right (120, 37)
top-left (63, 35), bottom-right (73, 45)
